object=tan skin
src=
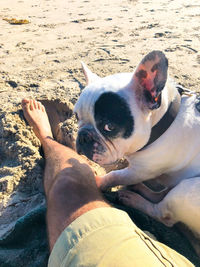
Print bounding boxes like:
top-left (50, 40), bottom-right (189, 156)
top-left (22, 99), bottom-right (110, 251)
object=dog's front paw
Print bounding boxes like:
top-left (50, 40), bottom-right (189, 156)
top-left (118, 190), bottom-right (143, 208)
top-left (95, 175), bottom-right (110, 191)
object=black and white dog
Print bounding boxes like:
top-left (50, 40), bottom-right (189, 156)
top-left (74, 51), bottom-right (200, 241)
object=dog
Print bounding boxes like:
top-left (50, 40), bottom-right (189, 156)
top-left (74, 50), bottom-right (200, 247)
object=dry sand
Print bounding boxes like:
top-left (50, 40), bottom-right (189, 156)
top-left (0, 0), bottom-right (200, 262)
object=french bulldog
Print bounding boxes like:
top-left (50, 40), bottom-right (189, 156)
top-left (74, 51), bottom-right (200, 244)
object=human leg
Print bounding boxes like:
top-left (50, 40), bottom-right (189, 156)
top-left (22, 99), bottom-right (110, 251)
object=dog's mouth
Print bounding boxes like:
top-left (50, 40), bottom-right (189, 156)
top-left (91, 146), bottom-right (120, 167)
top-left (76, 123), bottom-right (121, 166)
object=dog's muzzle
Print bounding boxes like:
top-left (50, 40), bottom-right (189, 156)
top-left (76, 129), bottom-right (94, 153)
top-left (76, 125), bottom-right (106, 162)
top-left (76, 125), bottom-right (97, 158)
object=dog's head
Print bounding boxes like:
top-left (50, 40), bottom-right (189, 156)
top-left (74, 51), bottom-right (168, 166)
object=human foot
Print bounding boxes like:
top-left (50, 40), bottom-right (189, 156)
top-left (22, 99), bottom-right (53, 143)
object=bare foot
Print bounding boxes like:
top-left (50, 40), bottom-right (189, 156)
top-left (22, 99), bottom-right (53, 143)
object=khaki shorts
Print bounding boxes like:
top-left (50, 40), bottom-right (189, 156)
top-left (48, 207), bottom-right (194, 267)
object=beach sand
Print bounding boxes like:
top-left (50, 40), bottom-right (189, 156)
top-left (0, 0), bottom-right (200, 265)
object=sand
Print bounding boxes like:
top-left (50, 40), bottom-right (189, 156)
top-left (0, 0), bottom-right (200, 264)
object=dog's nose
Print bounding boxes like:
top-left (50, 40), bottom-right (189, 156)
top-left (78, 131), bottom-right (93, 145)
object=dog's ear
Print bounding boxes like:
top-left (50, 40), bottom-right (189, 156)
top-left (81, 62), bottom-right (100, 85)
top-left (131, 51), bottom-right (168, 110)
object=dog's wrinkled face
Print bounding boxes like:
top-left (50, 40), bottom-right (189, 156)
top-left (76, 90), bottom-right (134, 165)
top-left (74, 51), bottom-right (168, 165)
top-left (75, 74), bottom-right (135, 165)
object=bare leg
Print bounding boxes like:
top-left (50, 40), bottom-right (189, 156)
top-left (22, 99), bottom-right (110, 251)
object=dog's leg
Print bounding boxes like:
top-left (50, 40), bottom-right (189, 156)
top-left (96, 168), bottom-right (136, 190)
top-left (127, 183), bottom-right (171, 203)
top-left (118, 189), bottom-right (176, 226)
top-left (118, 189), bottom-right (161, 219)
top-left (97, 167), bottom-right (160, 191)
top-left (119, 178), bottom-right (200, 234)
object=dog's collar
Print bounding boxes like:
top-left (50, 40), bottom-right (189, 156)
top-left (141, 89), bottom-right (181, 150)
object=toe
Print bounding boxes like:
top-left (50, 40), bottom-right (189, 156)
top-left (37, 101), bottom-right (46, 112)
top-left (41, 104), bottom-right (45, 112)
top-left (37, 101), bottom-right (44, 111)
top-left (30, 99), bottom-right (34, 110)
top-left (33, 100), bottom-right (38, 109)
top-left (22, 100), bottom-right (31, 113)
top-left (22, 98), bottom-right (30, 107)
top-left (36, 100), bottom-right (41, 110)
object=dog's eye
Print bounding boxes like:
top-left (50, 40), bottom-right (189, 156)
top-left (104, 123), bottom-right (115, 132)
